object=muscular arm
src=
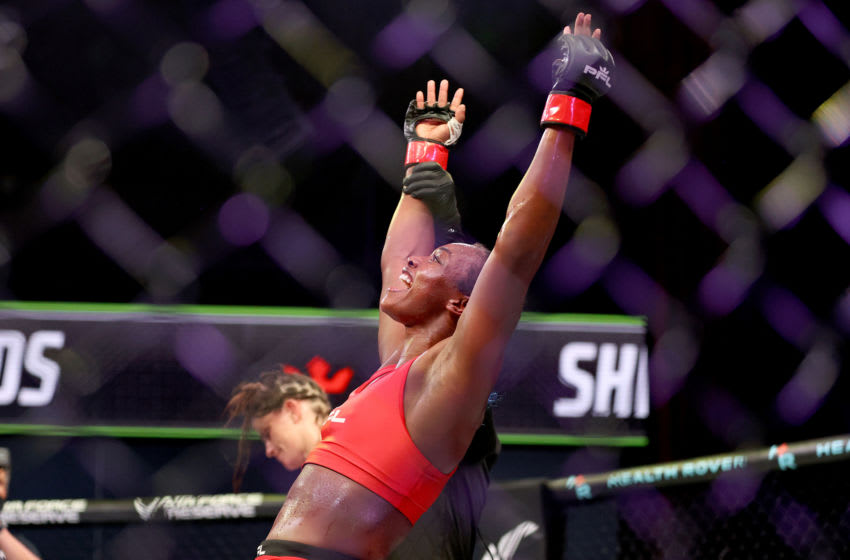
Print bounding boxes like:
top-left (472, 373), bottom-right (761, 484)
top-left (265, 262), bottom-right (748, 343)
top-left (412, 15), bottom-right (605, 469)
top-left (379, 81), bottom-right (466, 362)
top-left (379, 192), bottom-right (435, 362)
top-left (456, 125), bottom-right (575, 366)
top-left (426, 127), bottom-right (576, 441)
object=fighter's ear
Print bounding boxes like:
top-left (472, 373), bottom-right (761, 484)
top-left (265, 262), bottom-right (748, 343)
top-left (284, 398), bottom-right (301, 421)
top-left (446, 295), bottom-right (469, 318)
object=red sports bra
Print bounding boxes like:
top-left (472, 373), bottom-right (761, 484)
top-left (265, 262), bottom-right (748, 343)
top-left (304, 358), bottom-right (454, 524)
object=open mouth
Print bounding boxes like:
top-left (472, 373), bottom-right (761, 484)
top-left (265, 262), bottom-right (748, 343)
top-left (399, 271), bottom-right (412, 288)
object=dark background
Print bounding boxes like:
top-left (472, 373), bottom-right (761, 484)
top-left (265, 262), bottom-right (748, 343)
top-left (0, 0), bottom-right (848, 503)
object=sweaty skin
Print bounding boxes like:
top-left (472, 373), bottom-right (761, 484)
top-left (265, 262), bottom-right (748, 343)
top-left (270, 465), bottom-right (411, 558)
top-left (265, 13), bottom-right (601, 559)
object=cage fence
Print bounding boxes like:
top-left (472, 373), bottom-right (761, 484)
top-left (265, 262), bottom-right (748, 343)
top-left (6, 435), bottom-right (849, 559)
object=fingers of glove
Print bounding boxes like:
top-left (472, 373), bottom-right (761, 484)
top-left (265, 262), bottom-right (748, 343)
top-left (449, 87), bottom-right (464, 113)
top-left (417, 80), bottom-right (462, 112)
top-left (403, 185), bottom-right (446, 200)
top-left (561, 13), bottom-right (604, 46)
top-left (401, 182), bottom-right (459, 223)
top-left (403, 179), bottom-right (448, 195)
top-left (405, 161), bottom-right (450, 177)
top-left (405, 82), bottom-right (464, 145)
top-left (551, 33), bottom-right (614, 102)
top-left (574, 12), bottom-right (590, 36)
top-left (403, 162), bottom-right (451, 186)
top-left (437, 79), bottom-right (449, 106)
top-left (404, 103), bottom-right (455, 127)
top-left (403, 163), bottom-right (455, 199)
top-left (402, 181), bottom-right (452, 198)
top-left (404, 103), bottom-right (454, 144)
top-left (427, 80), bottom-right (437, 106)
top-left (453, 103), bottom-right (466, 124)
top-left (567, 12), bottom-right (600, 39)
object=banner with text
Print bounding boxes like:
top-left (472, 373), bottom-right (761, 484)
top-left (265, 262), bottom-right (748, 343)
top-left (0, 304), bottom-right (647, 440)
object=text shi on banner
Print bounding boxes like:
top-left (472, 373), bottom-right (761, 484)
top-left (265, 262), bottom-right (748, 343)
top-left (0, 304), bottom-right (646, 439)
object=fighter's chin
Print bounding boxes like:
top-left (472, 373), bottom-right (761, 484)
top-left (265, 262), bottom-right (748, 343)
top-left (380, 289), bottom-right (399, 306)
top-left (379, 296), bottom-right (395, 316)
top-left (379, 295), bottom-right (405, 323)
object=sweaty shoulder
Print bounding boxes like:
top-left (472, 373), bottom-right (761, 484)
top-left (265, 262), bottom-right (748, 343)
top-left (403, 337), bottom-right (485, 472)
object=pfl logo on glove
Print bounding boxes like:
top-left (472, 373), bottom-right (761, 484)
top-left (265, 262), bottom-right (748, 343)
top-left (583, 64), bottom-right (612, 88)
top-left (541, 33), bottom-right (615, 135)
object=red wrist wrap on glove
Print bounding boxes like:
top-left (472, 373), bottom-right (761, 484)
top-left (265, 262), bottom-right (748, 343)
top-left (540, 93), bottom-right (592, 134)
top-left (405, 141), bottom-right (449, 170)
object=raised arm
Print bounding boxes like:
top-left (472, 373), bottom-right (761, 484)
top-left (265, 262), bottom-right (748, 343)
top-left (437, 14), bottom-right (614, 419)
top-left (378, 80), bottom-right (466, 362)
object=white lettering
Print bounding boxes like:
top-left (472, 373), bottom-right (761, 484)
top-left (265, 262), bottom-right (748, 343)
top-left (134, 493), bottom-right (264, 522)
top-left (0, 331), bottom-right (26, 405)
top-left (609, 465), bottom-right (681, 489)
top-left (0, 330), bottom-right (65, 407)
top-left (166, 504), bottom-right (257, 520)
top-left (594, 343), bottom-right (638, 417)
top-left (2, 498), bottom-right (87, 525)
top-left (817, 439), bottom-right (850, 457)
top-left (634, 346), bottom-right (650, 418)
top-left (19, 330), bottom-right (64, 406)
top-left (583, 65), bottom-right (612, 87)
top-left (553, 342), bottom-right (596, 417)
top-left (3, 499), bottom-right (87, 512)
top-left (554, 342), bottom-right (650, 419)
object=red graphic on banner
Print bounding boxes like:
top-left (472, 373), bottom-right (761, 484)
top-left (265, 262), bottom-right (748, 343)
top-left (283, 356), bottom-right (354, 394)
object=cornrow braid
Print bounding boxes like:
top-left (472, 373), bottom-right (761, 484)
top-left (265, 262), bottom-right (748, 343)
top-left (225, 367), bottom-right (331, 492)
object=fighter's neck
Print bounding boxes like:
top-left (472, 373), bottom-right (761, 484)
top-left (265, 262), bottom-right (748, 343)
top-left (388, 324), bottom-right (454, 368)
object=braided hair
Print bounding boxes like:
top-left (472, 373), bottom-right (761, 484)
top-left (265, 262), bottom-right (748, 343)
top-left (225, 367), bottom-right (331, 492)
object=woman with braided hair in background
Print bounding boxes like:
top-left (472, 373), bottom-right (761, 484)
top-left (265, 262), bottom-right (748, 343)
top-left (227, 369), bottom-right (331, 478)
top-left (226, 367), bottom-right (499, 559)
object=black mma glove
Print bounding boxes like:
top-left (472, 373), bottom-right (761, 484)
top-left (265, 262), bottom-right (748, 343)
top-left (403, 100), bottom-right (462, 170)
top-left (403, 162), bottom-right (463, 242)
top-left (540, 33), bottom-right (615, 135)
